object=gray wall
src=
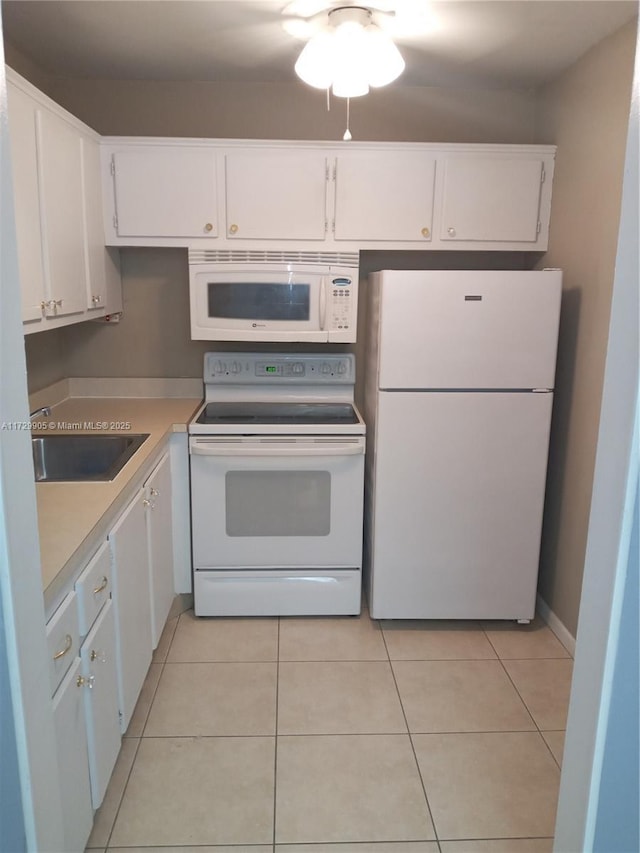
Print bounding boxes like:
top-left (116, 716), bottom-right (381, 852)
top-left (534, 20), bottom-right (637, 636)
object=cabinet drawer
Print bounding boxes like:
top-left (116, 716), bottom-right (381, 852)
top-left (75, 540), bottom-right (111, 636)
top-left (46, 591), bottom-right (80, 696)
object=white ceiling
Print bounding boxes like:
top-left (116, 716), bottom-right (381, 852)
top-left (1, 0), bottom-right (637, 90)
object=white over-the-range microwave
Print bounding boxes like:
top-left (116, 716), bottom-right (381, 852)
top-left (188, 250), bottom-right (359, 342)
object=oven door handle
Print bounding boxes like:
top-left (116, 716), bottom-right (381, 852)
top-left (190, 442), bottom-right (364, 457)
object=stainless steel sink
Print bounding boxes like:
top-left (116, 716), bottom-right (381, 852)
top-left (32, 434), bottom-right (149, 482)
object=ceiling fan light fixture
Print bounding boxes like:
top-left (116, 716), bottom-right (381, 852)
top-left (294, 29), bottom-right (335, 89)
top-left (293, 4), bottom-right (405, 97)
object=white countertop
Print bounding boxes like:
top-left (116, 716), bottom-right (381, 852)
top-left (36, 396), bottom-right (201, 615)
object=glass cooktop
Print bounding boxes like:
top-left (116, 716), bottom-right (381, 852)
top-left (196, 402), bottom-right (360, 426)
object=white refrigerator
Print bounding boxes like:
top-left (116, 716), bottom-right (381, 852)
top-left (363, 269), bottom-right (562, 620)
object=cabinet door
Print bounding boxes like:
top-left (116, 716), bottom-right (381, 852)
top-left (225, 150), bottom-right (327, 240)
top-left (145, 452), bottom-right (175, 649)
top-left (109, 488), bottom-right (152, 733)
top-left (36, 109), bottom-right (87, 318)
top-left (52, 656), bottom-right (94, 853)
top-left (112, 146), bottom-right (218, 238)
top-left (82, 135), bottom-right (122, 313)
top-left (80, 599), bottom-right (121, 809)
top-left (439, 156), bottom-right (544, 243)
top-left (334, 151), bottom-right (435, 242)
top-left (7, 83), bottom-right (46, 323)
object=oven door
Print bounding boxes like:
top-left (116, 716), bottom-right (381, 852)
top-left (189, 436), bottom-right (365, 569)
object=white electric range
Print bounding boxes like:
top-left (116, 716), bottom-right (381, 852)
top-left (188, 352), bottom-right (366, 616)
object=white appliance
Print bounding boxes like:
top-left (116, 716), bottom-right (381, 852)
top-left (363, 269), bottom-right (562, 621)
top-left (189, 250), bottom-right (359, 342)
top-left (189, 352), bottom-right (366, 616)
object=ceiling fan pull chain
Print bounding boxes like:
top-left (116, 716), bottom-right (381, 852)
top-left (343, 97), bottom-right (352, 141)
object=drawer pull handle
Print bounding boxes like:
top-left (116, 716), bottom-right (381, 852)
top-left (93, 575), bottom-right (109, 595)
top-left (93, 576), bottom-right (109, 595)
top-left (53, 634), bottom-right (73, 661)
top-left (76, 674), bottom-right (95, 690)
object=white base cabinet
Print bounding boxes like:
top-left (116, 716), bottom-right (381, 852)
top-left (79, 598), bottom-right (121, 809)
top-left (109, 487), bottom-right (153, 733)
top-left (52, 656), bottom-right (94, 853)
top-left (144, 451), bottom-right (175, 649)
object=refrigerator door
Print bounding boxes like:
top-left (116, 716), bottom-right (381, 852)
top-left (377, 270), bottom-right (562, 390)
top-left (368, 390), bottom-right (553, 620)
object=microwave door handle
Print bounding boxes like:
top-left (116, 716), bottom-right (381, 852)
top-left (319, 279), bottom-right (327, 330)
top-left (190, 443), bottom-right (364, 457)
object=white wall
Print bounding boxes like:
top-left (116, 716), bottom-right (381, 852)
top-left (553, 23), bottom-right (639, 850)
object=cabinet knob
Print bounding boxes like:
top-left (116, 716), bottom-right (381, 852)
top-left (421, 227), bottom-right (430, 238)
top-left (91, 294), bottom-right (101, 304)
top-left (149, 487), bottom-right (160, 497)
top-left (447, 227), bottom-right (456, 237)
top-left (90, 649), bottom-right (106, 663)
top-left (76, 674), bottom-right (95, 690)
top-left (229, 223), bottom-right (239, 234)
top-left (204, 222), bottom-right (214, 233)
top-left (143, 498), bottom-right (155, 509)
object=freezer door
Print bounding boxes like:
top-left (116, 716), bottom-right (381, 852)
top-left (368, 390), bottom-right (553, 620)
top-left (377, 270), bottom-right (562, 389)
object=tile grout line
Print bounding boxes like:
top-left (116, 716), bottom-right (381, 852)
top-left (378, 617), bottom-right (442, 849)
top-left (482, 626), bottom-right (564, 771)
top-left (104, 610), bottom-right (178, 851)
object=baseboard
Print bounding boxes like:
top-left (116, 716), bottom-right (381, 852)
top-left (537, 593), bottom-right (576, 657)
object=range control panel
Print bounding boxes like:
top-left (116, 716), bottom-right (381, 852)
top-left (204, 352), bottom-right (355, 384)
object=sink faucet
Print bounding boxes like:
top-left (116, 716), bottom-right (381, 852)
top-left (30, 406), bottom-right (51, 419)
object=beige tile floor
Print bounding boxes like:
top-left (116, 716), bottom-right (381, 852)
top-left (87, 607), bottom-right (572, 853)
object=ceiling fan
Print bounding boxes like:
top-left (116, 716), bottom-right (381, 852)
top-left (280, 0), bottom-right (434, 139)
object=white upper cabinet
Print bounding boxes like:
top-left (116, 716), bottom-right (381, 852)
top-left (333, 150), bottom-right (435, 242)
top-left (101, 140), bottom-right (554, 251)
top-left (225, 149), bottom-right (328, 240)
top-left (81, 136), bottom-right (122, 314)
top-left (110, 145), bottom-right (218, 238)
top-left (36, 108), bottom-right (88, 319)
top-left (438, 154), bottom-right (546, 244)
top-left (7, 82), bottom-right (46, 323)
top-left (7, 69), bottom-right (123, 334)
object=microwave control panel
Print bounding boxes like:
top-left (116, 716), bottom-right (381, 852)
top-left (328, 277), bottom-right (355, 333)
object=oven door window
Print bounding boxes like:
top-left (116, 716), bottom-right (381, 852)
top-left (226, 471), bottom-right (330, 536)
top-left (208, 282), bottom-right (311, 322)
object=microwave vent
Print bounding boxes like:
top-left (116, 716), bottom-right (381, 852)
top-left (188, 249), bottom-right (359, 268)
